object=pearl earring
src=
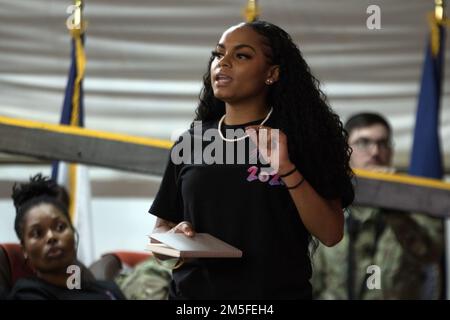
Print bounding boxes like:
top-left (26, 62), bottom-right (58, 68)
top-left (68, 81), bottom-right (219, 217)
top-left (266, 79), bottom-right (273, 85)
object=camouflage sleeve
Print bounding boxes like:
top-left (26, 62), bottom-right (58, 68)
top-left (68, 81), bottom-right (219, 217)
top-left (384, 211), bottom-right (444, 263)
top-left (114, 257), bottom-right (172, 300)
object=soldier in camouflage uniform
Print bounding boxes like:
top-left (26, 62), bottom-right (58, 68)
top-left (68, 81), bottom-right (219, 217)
top-left (312, 113), bottom-right (444, 299)
top-left (115, 256), bottom-right (172, 300)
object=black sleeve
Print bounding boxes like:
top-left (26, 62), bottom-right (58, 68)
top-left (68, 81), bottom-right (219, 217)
top-left (148, 149), bottom-right (184, 224)
top-left (9, 289), bottom-right (48, 300)
top-left (95, 280), bottom-right (127, 300)
top-left (8, 279), bottom-right (52, 300)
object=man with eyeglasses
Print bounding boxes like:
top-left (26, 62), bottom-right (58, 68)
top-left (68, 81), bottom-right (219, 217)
top-left (312, 112), bottom-right (444, 300)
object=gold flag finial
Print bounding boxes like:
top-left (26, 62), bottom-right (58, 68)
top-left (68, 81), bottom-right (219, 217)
top-left (429, 0), bottom-right (449, 56)
top-left (435, 0), bottom-right (444, 21)
top-left (74, 0), bottom-right (83, 26)
top-left (243, 0), bottom-right (260, 22)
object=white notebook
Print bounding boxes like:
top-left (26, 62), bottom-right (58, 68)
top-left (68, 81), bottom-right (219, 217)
top-left (146, 233), bottom-right (243, 258)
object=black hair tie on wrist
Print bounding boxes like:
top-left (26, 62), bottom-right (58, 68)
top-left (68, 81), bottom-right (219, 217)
top-left (279, 166), bottom-right (297, 178)
top-left (286, 177), bottom-right (305, 190)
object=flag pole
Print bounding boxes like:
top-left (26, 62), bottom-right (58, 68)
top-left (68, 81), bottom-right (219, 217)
top-left (434, 0), bottom-right (450, 301)
top-left (57, 0), bottom-right (95, 264)
top-left (67, 0), bottom-right (86, 221)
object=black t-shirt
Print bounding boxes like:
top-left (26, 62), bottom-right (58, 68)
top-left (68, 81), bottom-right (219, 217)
top-left (149, 117), bottom-right (313, 299)
top-left (8, 277), bottom-right (126, 300)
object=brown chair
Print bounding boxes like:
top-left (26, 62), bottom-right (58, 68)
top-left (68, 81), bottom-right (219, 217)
top-left (89, 251), bottom-right (152, 281)
top-left (0, 243), bottom-right (35, 292)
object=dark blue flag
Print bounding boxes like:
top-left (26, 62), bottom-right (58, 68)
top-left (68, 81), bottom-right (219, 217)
top-left (51, 33), bottom-right (85, 180)
top-left (409, 25), bottom-right (445, 179)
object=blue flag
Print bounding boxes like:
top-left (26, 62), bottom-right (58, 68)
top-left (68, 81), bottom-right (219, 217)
top-left (409, 25), bottom-right (445, 179)
top-left (50, 20), bottom-right (94, 264)
top-left (51, 34), bottom-right (85, 180)
top-left (409, 21), bottom-right (447, 300)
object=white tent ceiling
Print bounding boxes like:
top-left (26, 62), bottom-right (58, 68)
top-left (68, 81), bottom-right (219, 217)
top-left (0, 0), bottom-right (449, 170)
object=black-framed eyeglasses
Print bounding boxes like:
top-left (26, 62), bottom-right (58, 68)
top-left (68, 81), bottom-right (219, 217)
top-left (351, 138), bottom-right (392, 152)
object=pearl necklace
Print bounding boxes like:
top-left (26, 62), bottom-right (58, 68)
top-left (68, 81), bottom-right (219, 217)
top-left (217, 107), bottom-right (273, 142)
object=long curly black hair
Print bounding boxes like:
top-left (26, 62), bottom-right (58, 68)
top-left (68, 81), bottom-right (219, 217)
top-left (11, 174), bottom-right (73, 242)
top-left (193, 20), bottom-right (354, 208)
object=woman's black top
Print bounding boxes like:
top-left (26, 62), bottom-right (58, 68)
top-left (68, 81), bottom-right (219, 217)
top-left (9, 277), bottom-right (126, 300)
top-left (150, 117), bottom-right (350, 299)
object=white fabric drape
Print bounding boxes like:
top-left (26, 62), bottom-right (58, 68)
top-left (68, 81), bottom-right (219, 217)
top-left (0, 0), bottom-right (449, 168)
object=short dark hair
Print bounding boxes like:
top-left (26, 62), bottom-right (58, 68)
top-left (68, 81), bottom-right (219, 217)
top-left (344, 112), bottom-right (392, 138)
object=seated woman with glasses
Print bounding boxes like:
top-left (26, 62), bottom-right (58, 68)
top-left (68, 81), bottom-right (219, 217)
top-left (8, 174), bottom-right (126, 300)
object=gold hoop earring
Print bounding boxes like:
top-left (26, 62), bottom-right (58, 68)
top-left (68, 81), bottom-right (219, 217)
top-left (74, 231), bottom-right (79, 252)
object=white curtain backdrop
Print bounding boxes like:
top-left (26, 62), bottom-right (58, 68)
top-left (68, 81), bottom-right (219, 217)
top-left (0, 0), bottom-right (449, 168)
